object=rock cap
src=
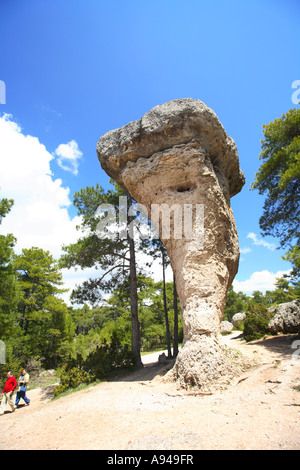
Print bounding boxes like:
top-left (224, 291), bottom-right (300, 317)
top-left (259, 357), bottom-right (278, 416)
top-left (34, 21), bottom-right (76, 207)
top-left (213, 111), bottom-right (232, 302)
top-left (97, 98), bottom-right (245, 197)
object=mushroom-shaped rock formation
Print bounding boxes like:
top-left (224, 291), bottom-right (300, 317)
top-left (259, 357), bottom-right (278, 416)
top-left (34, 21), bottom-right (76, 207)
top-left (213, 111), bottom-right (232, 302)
top-left (97, 98), bottom-right (245, 390)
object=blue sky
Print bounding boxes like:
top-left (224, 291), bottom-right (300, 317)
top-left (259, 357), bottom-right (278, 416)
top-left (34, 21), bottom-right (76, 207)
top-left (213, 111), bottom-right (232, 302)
top-left (0, 0), bottom-right (299, 300)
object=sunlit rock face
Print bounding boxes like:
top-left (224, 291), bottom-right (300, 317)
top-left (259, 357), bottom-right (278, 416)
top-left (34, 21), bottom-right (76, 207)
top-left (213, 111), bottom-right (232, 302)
top-left (97, 98), bottom-right (245, 390)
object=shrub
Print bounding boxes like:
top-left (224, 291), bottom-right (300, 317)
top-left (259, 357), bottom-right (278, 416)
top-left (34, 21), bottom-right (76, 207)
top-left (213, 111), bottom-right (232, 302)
top-left (83, 345), bottom-right (111, 379)
top-left (235, 320), bottom-right (245, 331)
top-left (243, 303), bottom-right (270, 342)
top-left (108, 335), bottom-right (135, 369)
top-left (53, 333), bottom-right (135, 397)
top-left (53, 367), bottom-right (94, 397)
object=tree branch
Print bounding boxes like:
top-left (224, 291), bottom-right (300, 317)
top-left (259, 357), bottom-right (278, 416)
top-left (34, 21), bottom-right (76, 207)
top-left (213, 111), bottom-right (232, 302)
top-left (95, 264), bottom-right (130, 285)
top-left (105, 252), bottom-right (131, 262)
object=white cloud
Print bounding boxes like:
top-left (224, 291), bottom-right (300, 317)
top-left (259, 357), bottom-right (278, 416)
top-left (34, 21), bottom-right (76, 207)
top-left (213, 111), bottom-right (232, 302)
top-left (240, 247), bottom-right (252, 254)
top-left (54, 139), bottom-right (83, 175)
top-left (247, 232), bottom-right (277, 251)
top-left (136, 249), bottom-right (173, 283)
top-left (0, 114), bottom-right (82, 260)
top-left (233, 269), bottom-right (291, 294)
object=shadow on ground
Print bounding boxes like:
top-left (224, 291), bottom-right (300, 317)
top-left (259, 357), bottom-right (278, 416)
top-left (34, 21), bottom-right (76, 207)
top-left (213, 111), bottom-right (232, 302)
top-left (38, 384), bottom-right (57, 401)
top-left (108, 359), bottom-right (176, 383)
top-left (232, 333), bottom-right (300, 360)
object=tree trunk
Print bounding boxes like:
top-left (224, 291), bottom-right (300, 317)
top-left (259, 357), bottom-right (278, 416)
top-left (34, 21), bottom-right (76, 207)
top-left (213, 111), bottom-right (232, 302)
top-left (173, 273), bottom-right (179, 358)
top-left (162, 248), bottom-right (172, 358)
top-left (128, 202), bottom-right (143, 368)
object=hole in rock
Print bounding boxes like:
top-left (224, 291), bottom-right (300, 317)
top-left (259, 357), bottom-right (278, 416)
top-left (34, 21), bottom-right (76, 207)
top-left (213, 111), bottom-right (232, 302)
top-left (176, 185), bottom-right (193, 193)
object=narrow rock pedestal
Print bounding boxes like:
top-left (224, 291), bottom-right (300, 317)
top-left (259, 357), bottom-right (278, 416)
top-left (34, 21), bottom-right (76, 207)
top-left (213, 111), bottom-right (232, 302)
top-left (97, 99), bottom-right (245, 390)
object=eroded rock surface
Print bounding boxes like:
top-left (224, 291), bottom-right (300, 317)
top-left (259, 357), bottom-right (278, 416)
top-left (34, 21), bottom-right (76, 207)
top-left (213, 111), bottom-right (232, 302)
top-left (268, 300), bottom-right (300, 334)
top-left (97, 98), bottom-right (245, 390)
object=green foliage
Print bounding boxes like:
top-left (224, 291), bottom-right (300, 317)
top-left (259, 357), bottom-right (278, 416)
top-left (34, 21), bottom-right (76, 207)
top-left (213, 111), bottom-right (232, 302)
top-left (53, 333), bottom-right (134, 397)
top-left (282, 246), bottom-right (300, 284)
top-left (0, 198), bottom-right (20, 341)
top-left (224, 285), bottom-right (249, 321)
top-left (0, 232), bottom-right (20, 338)
top-left (225, 278), bottom-right (299, 323)
top-left (12, 247), bottom-right (74, 368)
top-left (102, 274), bottom-right (183, 352)
top-left (0, 198), bottom-right (23, 382)
top-left (0, 198), bottom-right (14, 223)
top-left (225, 281), bottom-right (299, 342)
top-left (243, 303), bottom-right (271, 342)
top-left (0, 202), bottom-right (76, 374)
top-left (70, 275), bottom-right (183, 354)
top-left (53, 367), bottom-right (93, 397)
top-left (251, 108), bottom-right (300, 245)
top-left (58, 181), bottom-right (148, 367)
top-left (59, 182), bottom-right (132, 304)
top-left (84, 337), bottom-right (134, 377)
top-left (51, 272), bottom-right (182, 398)
top-left (251, 108), bottom-right (300, 282)
top-left (271, 277), bottom-right (297, 303)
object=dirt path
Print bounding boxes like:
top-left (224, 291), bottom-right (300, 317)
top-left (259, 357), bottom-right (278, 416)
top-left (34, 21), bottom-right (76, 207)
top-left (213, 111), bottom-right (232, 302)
top-left (1, 332), bottom-right (300, 450)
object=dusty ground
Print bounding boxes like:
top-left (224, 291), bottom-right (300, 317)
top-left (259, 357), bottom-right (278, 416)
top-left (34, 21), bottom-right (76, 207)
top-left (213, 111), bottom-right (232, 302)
top-left (1, 331), bottom-right (300, 450)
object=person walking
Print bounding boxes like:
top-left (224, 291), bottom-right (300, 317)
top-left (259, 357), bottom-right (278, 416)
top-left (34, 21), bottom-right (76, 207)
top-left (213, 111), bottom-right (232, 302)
top-left (0, 371), bottom-right (17, 415)
top-left (15, 369), bottom-right (30, 408)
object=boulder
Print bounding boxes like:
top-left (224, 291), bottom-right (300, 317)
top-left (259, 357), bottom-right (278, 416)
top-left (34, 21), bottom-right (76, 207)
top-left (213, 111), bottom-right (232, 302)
top-left (231, 312), bottom-right (246, 329)
top-left (97, 98), bottom-right (245, 390)
top-left (220, 321), bottom-right (234, 334)
top-left (268, 299), bottom-right (300, 334)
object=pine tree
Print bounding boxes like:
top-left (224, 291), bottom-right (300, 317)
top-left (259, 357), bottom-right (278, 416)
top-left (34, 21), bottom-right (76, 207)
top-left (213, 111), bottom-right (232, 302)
top-left (0, 198), bottom-right (20, 350)
top-left (14, 247), bottom-right (74, 367)
top-left (251, 108), bottom-right (300, 282)
top-left (59, 181), bottom-right (144, 367)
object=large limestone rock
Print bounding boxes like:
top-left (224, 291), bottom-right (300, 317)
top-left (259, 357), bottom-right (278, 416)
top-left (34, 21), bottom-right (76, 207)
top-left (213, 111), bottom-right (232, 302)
top-left (268, 300), bottom-right (300, 334)
top-left (220, 321), bottom-right (234, 334)
top-left (97, 98), bottom-right (245, 390)
top-left (231, 312), bottom-right (246, 329)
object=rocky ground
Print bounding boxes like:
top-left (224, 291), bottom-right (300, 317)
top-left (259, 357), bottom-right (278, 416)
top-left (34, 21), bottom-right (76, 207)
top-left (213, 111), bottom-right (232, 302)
top-left (1, 331), bottom-right (300, 450)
